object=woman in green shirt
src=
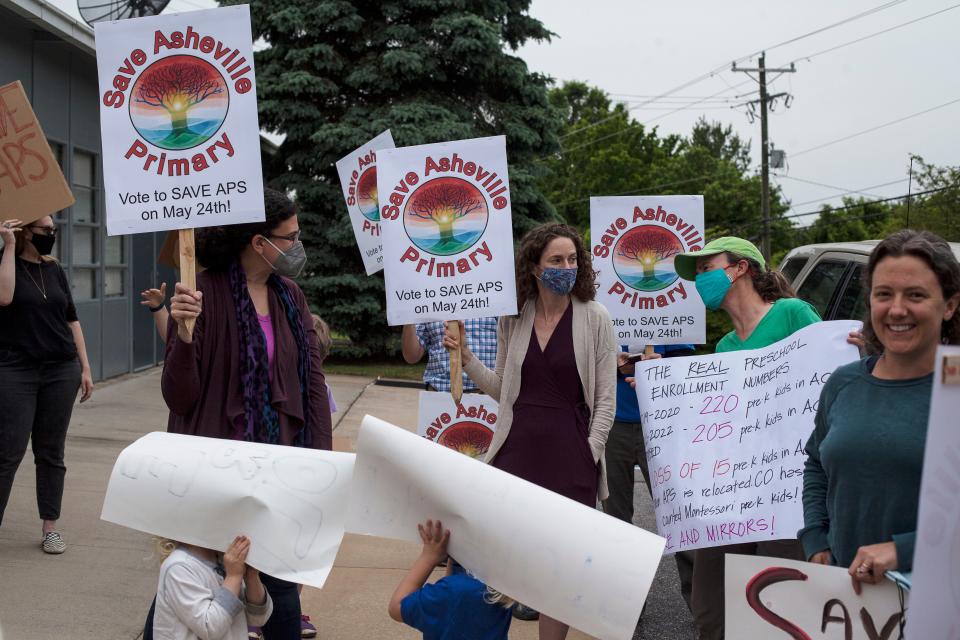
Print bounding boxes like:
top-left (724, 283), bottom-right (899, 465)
top-left (800, 230), bottom-right (960, 588)
top-left (670, 237), bottom-right (821, 640)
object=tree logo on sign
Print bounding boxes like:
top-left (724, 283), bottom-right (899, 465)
top-left (613, 225), bottom-right (683, 292)
top-left (129, 55), bottom-right (229, 151)
top-left (436, 421), bottom-right (494, 459)
top-left (404, 177), bottom-right (488, 256)
top-left (356, 166), bottom-right (379, 221)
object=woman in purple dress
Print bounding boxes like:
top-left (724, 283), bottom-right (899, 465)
top-left (446, 223), bottom-right (617, 640)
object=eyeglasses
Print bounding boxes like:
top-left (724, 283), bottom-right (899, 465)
top-left (268, 229), bottom-right (301, 243)
top-left (28, 225), bottom-right (58, 237)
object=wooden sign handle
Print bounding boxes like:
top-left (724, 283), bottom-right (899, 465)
top-left (178, 228), bottom-right (197, 336)
top-left (645, 344), bottom-right (655, 357)
top-left (448, 320), bottom-right (463, 404)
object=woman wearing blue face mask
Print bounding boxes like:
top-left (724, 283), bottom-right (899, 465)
top-left (671, 236), bottom-right (820, 640)
top-left (444, 223), bottom-right (617, 640)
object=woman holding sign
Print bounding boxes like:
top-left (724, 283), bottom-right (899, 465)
top-left (162, 189), bottom-right (331, 640)
top-left (444, 222), bottom-right (617, 640)
top-left (0, 217), bottom-right (94, 554)
top-left (800, 230), bottom-right (960, 587)
top-left (671, 236), bottom-right (821, 640)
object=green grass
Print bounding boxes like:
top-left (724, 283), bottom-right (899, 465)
top-left (323, 359), bottom-right (426, 381)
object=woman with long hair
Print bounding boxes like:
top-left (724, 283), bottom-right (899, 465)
top-left (801, 230), bottom-right (960, 586)
top-left (444, 222), bottom-right (617, 640)
top-left (0, 217), bottom-right (93, 554)
top-left (671, 236), bottom-right (822, 640)
top-left (162, 188), bottom-right (331, 639)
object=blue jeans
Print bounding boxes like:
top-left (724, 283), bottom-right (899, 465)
top-left (0, 356), bottom-right (80, 526)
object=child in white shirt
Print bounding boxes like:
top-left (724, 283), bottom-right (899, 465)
top-left (153, 535), bottom-right (272, 640)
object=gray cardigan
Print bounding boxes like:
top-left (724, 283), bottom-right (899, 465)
top-left (463, 297), bottom-right (618, 500)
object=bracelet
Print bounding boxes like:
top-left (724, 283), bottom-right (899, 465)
top-left (149, 303), bottom-right (165, 313)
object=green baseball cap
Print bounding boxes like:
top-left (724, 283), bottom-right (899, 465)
top-left (673, 236), bottom-right (766, 281)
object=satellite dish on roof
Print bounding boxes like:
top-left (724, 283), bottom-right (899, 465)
top-left (78, 0), bottom-right (170, 27)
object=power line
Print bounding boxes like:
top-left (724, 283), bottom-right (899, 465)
top-left (550, 175), bottom-right (719, 211)
top-left (791, 98), bottom-right (960, 157)
top-left (559, 1), bottom-right (905, 141)
top-left (781, 177), bottom-right (909, 207)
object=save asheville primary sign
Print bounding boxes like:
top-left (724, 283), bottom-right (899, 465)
top-left (94, 6), bottom-right (264, 236)
top-left (591, 196), bottom-right (706, 345)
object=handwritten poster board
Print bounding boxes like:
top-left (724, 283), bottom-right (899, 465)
top-left (0, 81), bottom-right (75, 224)
top-left (633, 321), bottom-right (860, 553)
top-left (95, 5), bottom-right (264, 236)
top-left (378, 135), bottom-right (517, 325)
top-left (417, 391), bottom-right (498, 459)
top-left (591, 196), bottom-right (706, 345)
top-left (101, 432), bottom-right (355, 589)
top-left (335, 130), bottom-right (395, 275)
top-left (905, 345), bottom-right (960, 640)
top-left (346, 416), bottom-right (665, 640)
top-left (726, 555), bottom-right (906, 640)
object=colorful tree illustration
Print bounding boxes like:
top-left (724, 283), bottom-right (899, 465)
top-left (437, 422), bottom-right (494, 459)
top-left (408, 180), bottom-right (484, 243)
top-left (616, 227), bottom-right (682, 279)
top-left (135, 61), bottom-right (224, 136)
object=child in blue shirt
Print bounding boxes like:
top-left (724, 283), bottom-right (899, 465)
top-left (388, 519), bottom-right (512, 640)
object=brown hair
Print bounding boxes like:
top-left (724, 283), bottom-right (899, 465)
top-left (722, 252), bottom-right (796, 303)
top-left (862, 229), bottom-right (960, 352)
top-left (515, 223), bottom-right (595, 309)
top-left (311, 313), bottom-right (332, 361)
top-left (12, 219), bottom-right (57, 262)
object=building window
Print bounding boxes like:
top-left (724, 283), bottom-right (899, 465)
top-left (71, 148), bottom-right (99, 301)
top-left (47, 140), bottom-right (67, 262)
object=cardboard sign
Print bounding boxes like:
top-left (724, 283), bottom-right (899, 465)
top-left (591, 195), bottom-right (706, 345)
top-left (726, 555), bottom-right (907, 640)
top-left (346, 416), bottom-right (665, 640)
top-left (905, 345), bottom-right (960, 639)
top-left (95, 5), bottom-right (264, 236)
top-left (335, 130), bottom-right (395, 275)
top-left (633, 321), bottom-right (860, 553)
top-left (0, 81), bottom-right (75, 224)
top-left (417, 391), bottom-right (498, 459)
top-left (101, 432), bottom-right (355, 589)
top-left (378, 135), bottom-right (517, 325)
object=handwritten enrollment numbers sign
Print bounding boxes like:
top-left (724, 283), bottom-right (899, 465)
top-left (335, 130), bottom-right (396, 275)
top-left (632, 321), bottom-right (860, 554)
top-left (378, 135), bottom-right (517, 325)
top-left (0, 81), bottom-right (76, 224)
top-left (94, 5), bottom-right (265, 236)
top-left (591, 195), bottom-right (706, 345)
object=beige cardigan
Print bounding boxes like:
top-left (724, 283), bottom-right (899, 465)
top-left (463, 297), bottom-right (618, 500)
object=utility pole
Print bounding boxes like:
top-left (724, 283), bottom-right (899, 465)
top-left (733, 53), bottom-right (796, 261)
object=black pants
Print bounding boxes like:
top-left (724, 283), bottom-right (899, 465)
top-left (143, 573), bottom-right (301, 638)
top-left (0, 357), bottom-right (80, 526)
top-left (602, 419), bottom-right (695, 609)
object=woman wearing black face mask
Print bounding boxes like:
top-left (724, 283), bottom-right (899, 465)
top-left (160, 188), bottom-right (330, 640)
top-left (0, 216), bottom-right (94, 555)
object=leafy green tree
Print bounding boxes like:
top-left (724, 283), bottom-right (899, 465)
top-left (229, 0), bottom-right (562, 356)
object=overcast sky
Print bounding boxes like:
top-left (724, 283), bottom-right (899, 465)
top-left (55, 0), bottom-right (958, 228)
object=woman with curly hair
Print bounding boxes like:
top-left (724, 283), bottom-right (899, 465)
top-left (161, 188), bottom-right (331, 639)
top-left (801, 230), bottom-right (960, 588)
top-left (444, 222), bottom-right (617, 640)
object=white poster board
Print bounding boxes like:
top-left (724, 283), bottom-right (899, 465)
top-left (417, 391), bottom-right (498, 459)
top-left (335, 130), bottom-right (395, 275)
top-left (346, 416), bottom-right (665, 640)
top-left (378, 135), bottom-right (517, 325)
top-left (101, 432), bottom-right (355, 589)
top-left (905, 345), bottom-right (960, 639)
top-left (726, 555), bottom-right (906, 640)
top-left (591, 196), bottom-right (706, 345)
top-left (95, 6), bottom-right (265, 236)
top-left (633, 321), bottom-right (860, 553)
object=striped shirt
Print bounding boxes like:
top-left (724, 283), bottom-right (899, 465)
top-left (417, 318), bottom-right (498, 392)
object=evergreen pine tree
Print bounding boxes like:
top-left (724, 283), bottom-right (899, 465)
top-left (228, 0), bottom-right (561, 357)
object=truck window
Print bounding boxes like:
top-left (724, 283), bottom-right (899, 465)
top-left (779, 256), bottom-right (809, 285)
top-left (834, 263), bottom-right (868, 321)
top-left (796, 259), bottom-right (849, 318)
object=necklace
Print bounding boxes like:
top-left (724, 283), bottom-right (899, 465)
top-left (21, 259), bottom-right (47, 300)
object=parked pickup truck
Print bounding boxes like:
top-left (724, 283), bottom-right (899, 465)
top-left (777, 240), bottom-right (960, 321)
